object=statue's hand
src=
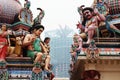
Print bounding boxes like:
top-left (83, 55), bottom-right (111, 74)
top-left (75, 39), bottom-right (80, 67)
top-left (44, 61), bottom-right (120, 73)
top-left (94, 8), bottom-right (99, 15)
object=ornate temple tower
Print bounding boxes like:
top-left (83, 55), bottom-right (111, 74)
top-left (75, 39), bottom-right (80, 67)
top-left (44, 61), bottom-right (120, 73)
top-left (70, 0), bottom-right (120, 80)
top-left (0, 0), bottom-right (33, 79)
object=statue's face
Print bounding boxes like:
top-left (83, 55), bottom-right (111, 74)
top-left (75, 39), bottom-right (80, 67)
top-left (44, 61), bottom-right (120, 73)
top-left (34, 28), bottom-right (44, 36)
top-left (1, 24), bottom-right (7, 31)
top-left (25, 1), bottom-right (30, 9)
top-left (26, 2), bottom-right (30, 8)
top-left (83, 10), bottom-right (93, 20)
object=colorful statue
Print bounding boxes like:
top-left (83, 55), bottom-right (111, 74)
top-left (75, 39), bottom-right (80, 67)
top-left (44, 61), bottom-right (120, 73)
top-left (70, 33), bottom-right (83, 71)
top-left (33, 8), bottom-right (45, 25)
top-left (93, 0), bottom-right (109, 16)
top-left (0, 24), bottom-right (9, 62)
top-left (70, 33), bottom-right (83, 68)
top-left (93, 0), bottom-right (120, 36)
top-left (77, 5), bottom-right (85, 23)
top-left (19, 0), bottom-right (33, 25)
top-left (7, 36), bottom-right (23, 57)
top-left (85, 40), bottom-right (99, 59)
top-left (70, 34), bottom-right (82, 57)
top-left (81, 7), bottom-right (105, 43)
top-left (7, 28), bottom-right (27, 57)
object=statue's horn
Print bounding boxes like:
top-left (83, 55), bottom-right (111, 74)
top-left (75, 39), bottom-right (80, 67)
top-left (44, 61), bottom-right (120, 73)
top-left (37, 8), bottom-right (42, 11)
top-left (80, 5), bottom-right (85, 10)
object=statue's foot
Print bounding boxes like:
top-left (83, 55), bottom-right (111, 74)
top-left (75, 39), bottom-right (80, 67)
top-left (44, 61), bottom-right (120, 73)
top-left (44, 70), bottom-right (53, 79)
top-left (44, 67), bottom-right (51, 73)
top-left (86, 41), bottom-right (90, 44)
top-left (44, 67), bottom-right (52, 76)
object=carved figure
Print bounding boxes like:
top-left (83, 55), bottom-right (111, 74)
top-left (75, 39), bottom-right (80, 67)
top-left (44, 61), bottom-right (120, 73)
top-left (93, 0), bottom-right (109, 16)
top-left (70, 34), bottom-right (82, 59)
top-left (0, 24), bottom-right (9, 62)
top-left (7, 36), bottom-right (23, 57)
top-left (23, 24), bottom-right (51, 73)
top-left (81, 7), bottom-right (105, 43)
top-left (85, 40), bottom-right (99, 59)
top-left (19, 0), bottom-right (33, 25)
top-left (33, 8), bottom-right (45, 25)
top-left (94, 0), bottom-right (120, 36)
top-left (70, 33), bottom-right (83, 70)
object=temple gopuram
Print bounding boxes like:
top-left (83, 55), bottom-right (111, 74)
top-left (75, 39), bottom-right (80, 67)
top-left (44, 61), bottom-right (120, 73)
top-left (69, 0), bottom-right (120, 80)
top-left (0, 0), bottom-right (54, 80)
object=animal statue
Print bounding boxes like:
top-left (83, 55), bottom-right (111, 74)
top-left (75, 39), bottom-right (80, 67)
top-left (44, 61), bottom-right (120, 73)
top-left (7, 36), bottom-right (23, 57)
top-left (14, 37), bottom-right (23, 56)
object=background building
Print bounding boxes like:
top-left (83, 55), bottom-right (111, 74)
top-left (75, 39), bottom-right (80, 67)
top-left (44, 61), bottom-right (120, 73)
top-left (44, 25), bottom-right (75, 78)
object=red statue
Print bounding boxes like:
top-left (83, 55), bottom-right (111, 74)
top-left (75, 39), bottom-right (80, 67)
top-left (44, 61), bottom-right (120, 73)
top-left (0, 24), bottom-right (9, 62)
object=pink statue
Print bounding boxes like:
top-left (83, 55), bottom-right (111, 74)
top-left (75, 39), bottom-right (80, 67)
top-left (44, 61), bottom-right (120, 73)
top-left (82, 7), bottom-right (106, 44)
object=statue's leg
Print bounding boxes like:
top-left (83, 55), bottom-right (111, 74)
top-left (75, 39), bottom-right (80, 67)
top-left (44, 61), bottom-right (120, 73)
top-left (34, 52), bottom-right (43, 63)
top-left (110, 24), bottom-right (119, 31)
top-left (0, 46), bottom-right (7, 61)
top-left (87, 30), bottom-right (94, 44)
top-left (14, 46), bottom-right (22, 57)
top-left (32, 52), bottom-right (43, 71)
top-left (45, 55), bottom-right (51, 71)
top-left (7, 47), bottom-right (15, 56)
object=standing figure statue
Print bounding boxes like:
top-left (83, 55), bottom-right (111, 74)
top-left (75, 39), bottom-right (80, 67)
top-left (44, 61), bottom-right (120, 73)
top-left (0, 24), bottom-right (10, 62)
top-left (70, 33), bottom-right (82, 69)
top-left (19, 0), bottom-right (33, 25)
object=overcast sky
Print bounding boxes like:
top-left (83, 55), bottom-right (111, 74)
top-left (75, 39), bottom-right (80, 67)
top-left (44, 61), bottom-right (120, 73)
top-left (20, 0), bottom-right (94, 31)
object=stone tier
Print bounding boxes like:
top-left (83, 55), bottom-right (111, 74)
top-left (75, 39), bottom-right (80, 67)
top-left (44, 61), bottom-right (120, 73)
top-left (94, 38), bottom-right (120, 42)
top-left (6, 57), bottom-right (33, 80)
top-left (83, 38), bottom-right (120, 48)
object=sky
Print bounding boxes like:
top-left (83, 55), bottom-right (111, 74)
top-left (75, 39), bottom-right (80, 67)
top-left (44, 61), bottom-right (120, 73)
top-left (19, 0), bottom-right (94, 32)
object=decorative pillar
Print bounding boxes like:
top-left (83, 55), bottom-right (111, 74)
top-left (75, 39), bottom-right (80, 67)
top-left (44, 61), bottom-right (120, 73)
top-left (0, 62), bottom-right (8, 80)
top-left (31, 62), bottom-right (42, 80)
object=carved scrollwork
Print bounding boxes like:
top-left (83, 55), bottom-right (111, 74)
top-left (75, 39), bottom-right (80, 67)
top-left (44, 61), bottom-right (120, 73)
top-left (85, 40), bottom-right (100, 60)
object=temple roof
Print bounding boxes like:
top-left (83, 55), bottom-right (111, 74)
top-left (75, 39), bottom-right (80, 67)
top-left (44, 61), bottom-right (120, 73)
top-left (0, 0), bottom-right (22, 24)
